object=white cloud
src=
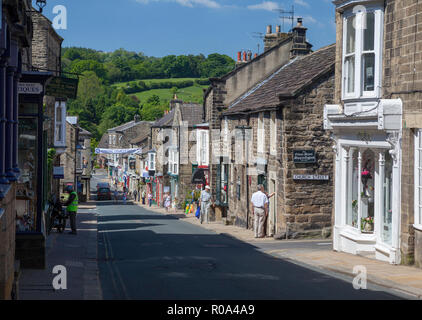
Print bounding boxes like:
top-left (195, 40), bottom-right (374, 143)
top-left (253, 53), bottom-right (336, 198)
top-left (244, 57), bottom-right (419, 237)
top-left (247, 1), bottom-right (281, 11)
top-left (135, 0), bottom-right (221, 9)
top-left (294, 0), bottom-right (310, 8)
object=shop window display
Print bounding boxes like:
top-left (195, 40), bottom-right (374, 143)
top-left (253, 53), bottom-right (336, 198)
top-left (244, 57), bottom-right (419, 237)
top-left (16, 117), bottom-right (38, 232)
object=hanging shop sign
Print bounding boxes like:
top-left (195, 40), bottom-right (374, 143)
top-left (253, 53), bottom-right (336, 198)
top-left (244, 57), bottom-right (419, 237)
top-left (293, 150), bottom-right (317, 164)
top-left (45, 77), bottom-right (78, 99)
top-left (293, 174), bottom-right (329, 181)
top-left (18, 82), bottom-right (43, 95)
top-left (53, 166), bottom-right (64, 179)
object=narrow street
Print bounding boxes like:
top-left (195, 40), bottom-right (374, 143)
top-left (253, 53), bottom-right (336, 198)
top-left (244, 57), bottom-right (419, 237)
top-left (92, 173), bottom-right (403, 300)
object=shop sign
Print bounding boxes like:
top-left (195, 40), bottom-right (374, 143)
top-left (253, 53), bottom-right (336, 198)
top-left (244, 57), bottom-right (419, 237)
top-left (293, 150), bottom-right (316, 164)
top-left (45, 77), bottom-right (78, 99)
top-left (18, 82), bottom-right (43, 94)
top-left (293, 174), bottom-right (329, 181)
top-left (53, 166), bottom-right (64, 179)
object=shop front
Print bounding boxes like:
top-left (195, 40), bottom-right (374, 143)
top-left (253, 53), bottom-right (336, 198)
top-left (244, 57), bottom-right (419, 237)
top-left (15, 71), bottom-right (53, 268)
top-left (325, 99), bottom-right (402, 264)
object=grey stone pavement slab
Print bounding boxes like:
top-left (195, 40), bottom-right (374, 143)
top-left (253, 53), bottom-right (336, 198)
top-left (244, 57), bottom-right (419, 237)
top-left (18, 208), bottom-right (101, 300)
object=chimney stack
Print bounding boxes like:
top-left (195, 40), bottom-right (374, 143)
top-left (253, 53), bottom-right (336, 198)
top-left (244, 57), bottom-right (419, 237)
top-left (290, 18), bottom-right (312, 58)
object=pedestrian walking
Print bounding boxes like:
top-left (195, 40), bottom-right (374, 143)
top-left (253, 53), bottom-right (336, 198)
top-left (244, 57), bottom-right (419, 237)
top-left (142, 190), bottom-right (146, 205)
top-left (123, 191), bottom-right (127, 205)
top-left (199, 186), bottom-right (212, 224)
top-left (64, 186), bottom-right (78, 235)
top-left (251, 184), bottom-right (269, 238)
top-left (164, 193), bottom-right (171, 212)
top-left (113, 189), bottom-right (118, 204)
top-left (133, 189), bottom-right (138, 203)
top-left (148, 192), bottom-right (153, 207)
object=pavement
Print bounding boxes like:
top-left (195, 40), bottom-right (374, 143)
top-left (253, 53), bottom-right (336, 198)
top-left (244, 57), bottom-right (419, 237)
top-left (136, 201), bottom-right (422, 300)
top-left (18, 202), bottom-right (101, 300)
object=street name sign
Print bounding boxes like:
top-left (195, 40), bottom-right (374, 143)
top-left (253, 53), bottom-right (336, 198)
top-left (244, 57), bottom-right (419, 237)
top-left (293, 174), bottom-right (329, 181)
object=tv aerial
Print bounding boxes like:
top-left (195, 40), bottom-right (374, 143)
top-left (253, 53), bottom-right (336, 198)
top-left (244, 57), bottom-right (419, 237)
top-left (273, 5), bottom-right (295, 32)
top-left (250, 32), bottom-right (265, 54)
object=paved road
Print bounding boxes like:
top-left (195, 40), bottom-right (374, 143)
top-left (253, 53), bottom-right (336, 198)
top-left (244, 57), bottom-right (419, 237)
top-left (94, 196), bottom-right (403, 300)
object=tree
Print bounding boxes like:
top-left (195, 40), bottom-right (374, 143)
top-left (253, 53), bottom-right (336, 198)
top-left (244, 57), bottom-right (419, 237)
top-left (77, 71), bottom-right (104, 103)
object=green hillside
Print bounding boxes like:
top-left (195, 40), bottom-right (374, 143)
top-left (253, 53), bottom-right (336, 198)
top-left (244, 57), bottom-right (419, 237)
top-left (135, 85), bottom-right (208, 105)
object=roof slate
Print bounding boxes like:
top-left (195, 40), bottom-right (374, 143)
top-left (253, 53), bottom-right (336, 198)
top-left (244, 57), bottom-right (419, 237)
top-left (223, 44), bottom-right (335, 115)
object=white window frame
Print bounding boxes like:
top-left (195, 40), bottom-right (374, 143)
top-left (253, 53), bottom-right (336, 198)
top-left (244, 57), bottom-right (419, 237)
top-left (257, 112), bottom-right (265, 153)
top-left (342, 4), bottom-right (384, 101)
top-left (414, 130), bottom-right (422, 230)
top-left (270, 111), bottom-right (277, 155)
top-left (197, 129), bottom-right (209, 166)
top-left (148, 152), bottom-right (156, 171)
top-left (54, 101), bottom-right (66, 146)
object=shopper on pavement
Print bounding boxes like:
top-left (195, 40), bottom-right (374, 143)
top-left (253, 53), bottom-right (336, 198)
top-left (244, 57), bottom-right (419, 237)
top-left (148, 192), bottom-right (153, 207)
top-left (199, 186), bottom-right (212, 224)
top-left (142, 190), bottom-right (146, 205)
top-left (133, 189), bottom-right (138, 202)
top-left (64, 186), bottom-right (78, 235)
top-left (251, 184), bottom-right (269, 238)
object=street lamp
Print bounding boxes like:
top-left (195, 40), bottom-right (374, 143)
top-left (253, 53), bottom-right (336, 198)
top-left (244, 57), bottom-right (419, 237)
top-left (36, 0), bottom-right (47, 13)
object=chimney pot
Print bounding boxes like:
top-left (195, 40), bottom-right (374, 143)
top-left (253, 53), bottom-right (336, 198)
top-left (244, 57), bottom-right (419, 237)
top-left (266, 25), bottom-right (272, 34)
top-left (297, 18), bottom-right (303, 27)
top-left (243, 51), bottom-right (247, 61)
top-left (276, 25), bottom-right (281, 33)
top-left (254, 53), bottom-right (258, 59)
top-left (237, 51), bottom-right (241, 62)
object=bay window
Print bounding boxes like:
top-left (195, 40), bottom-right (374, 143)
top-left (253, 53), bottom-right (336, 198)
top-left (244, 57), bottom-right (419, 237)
top-left (342, 5), bottom-right (383, 99)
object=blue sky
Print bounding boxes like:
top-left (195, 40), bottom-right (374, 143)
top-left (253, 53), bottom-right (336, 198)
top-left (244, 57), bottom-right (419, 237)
top-left (36, 0), bottom-right (336, 59)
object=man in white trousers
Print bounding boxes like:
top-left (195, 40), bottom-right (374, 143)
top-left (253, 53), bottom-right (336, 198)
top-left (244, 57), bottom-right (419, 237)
top-left (251, 184), bottom-right (269, 238)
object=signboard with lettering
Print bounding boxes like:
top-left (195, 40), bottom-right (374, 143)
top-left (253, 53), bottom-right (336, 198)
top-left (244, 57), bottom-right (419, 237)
top-left (293, 150), bottom-right (317, 164)
top-left (293, 175), bottom-right (329, 181)
top-left (45, 77), bottom-right (78, 99)
top-left (18, 82), bottom-right (43, 95)
top-left (53, 166), bottom-right (64, 179)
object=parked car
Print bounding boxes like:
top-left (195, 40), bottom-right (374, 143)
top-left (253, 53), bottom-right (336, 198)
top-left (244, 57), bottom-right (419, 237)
top-left (97, 187), bottom-right (112, 200)
top-left (96, 182), bottom-right (110, 190)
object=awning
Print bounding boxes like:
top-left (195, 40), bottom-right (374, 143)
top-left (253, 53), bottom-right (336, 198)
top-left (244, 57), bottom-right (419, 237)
top-left (95, 148), bottom-right (142, 155)
top-left (192, 168), bottom-right (206, 184)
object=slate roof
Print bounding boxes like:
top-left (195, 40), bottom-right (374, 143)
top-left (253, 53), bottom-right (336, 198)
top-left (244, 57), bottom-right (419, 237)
top-left (180, 103), bottom-right (204, 126)
top-left (152, 102), bottom-right (203, 127)
top-left (223, 44), bottom-right (336, 115)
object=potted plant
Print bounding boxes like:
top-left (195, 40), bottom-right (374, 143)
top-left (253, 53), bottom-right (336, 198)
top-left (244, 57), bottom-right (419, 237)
top-left (361, 216), bottom-right (374, 232)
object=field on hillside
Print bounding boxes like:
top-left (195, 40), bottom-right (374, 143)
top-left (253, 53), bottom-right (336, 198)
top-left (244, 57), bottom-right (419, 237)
top-left (114, 78), bottom-right (209, 88)
top-left (135, 85), bottom-right (208, 104)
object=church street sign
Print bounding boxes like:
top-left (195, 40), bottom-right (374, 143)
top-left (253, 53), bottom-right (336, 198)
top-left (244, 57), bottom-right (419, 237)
top-left (45, 77), bottom-right (78, 99)
top-left (293, 174), bottom-right (330, 181)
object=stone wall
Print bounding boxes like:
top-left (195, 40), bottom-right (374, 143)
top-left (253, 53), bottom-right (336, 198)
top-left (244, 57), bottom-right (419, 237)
top-left (281, 73), bottom-right (335, 237)
top-left (0, 184), bottom-right (16, 300)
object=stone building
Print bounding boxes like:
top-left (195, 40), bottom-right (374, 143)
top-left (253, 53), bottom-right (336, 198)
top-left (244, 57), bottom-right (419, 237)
top-left (30, 11), bottom-right (64, 199)
top-left (148, 100), bottom-right (203, 208)
top-left (60, 117), bottom-right (79, 192)
top-left (222, 44), bottom-right (335, 238)
top-left (324, 0), bottom-right (422, 266)
top-left (204, 19), bottom-right (313, 222)
top-left (0, 1), bottom-right (53, 299)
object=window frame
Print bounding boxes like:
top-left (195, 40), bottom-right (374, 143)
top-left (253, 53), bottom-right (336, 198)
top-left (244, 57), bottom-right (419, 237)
top-left (54, 101), bottom-right (66, 146)
top-left (257, 112), bottom-right (265, 154)
top-left (414, 130), bottom-right (422, 230)
top-left (342, 5), bottom-right (384, 101)
top-left (270, 111), bottom-right (277, 155)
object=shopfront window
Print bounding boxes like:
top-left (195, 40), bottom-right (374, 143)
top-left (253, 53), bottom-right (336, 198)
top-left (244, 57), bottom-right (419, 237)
top-left (414, 130), bottom-right (422, 228)
top-left (16, 117), bottom-right (38, 232)
top-left (361, 149), bottom-right (375, 232)
top-left (347, 149), bottom-right (359, 228)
